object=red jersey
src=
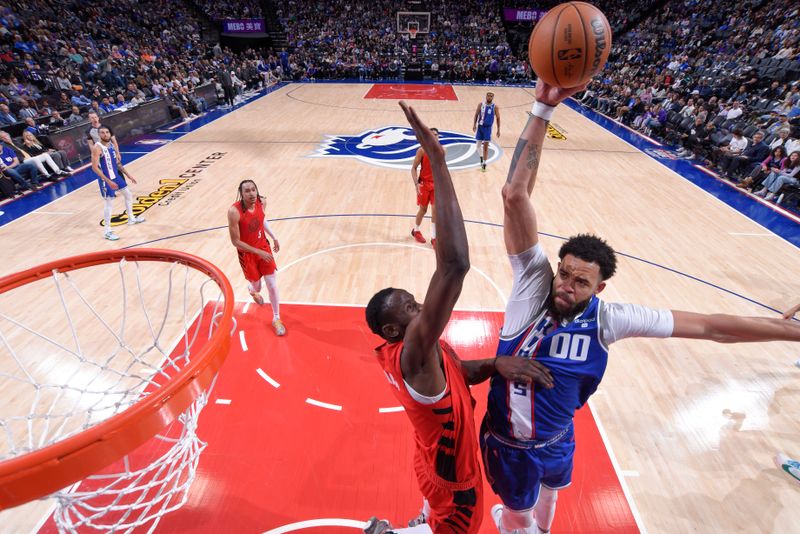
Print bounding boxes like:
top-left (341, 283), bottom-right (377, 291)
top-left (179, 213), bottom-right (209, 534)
top-left (233, 199), bottom-right (269, 251)
top-left (375, 339), bottom-right (480, 491)
top-left (419, 152), bottom-right (433, 186)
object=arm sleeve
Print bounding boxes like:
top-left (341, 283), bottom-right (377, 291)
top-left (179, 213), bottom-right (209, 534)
top-left (501, 244), bottom-right (553, 337)
top-left (599, 302), bottom-right (674, 346)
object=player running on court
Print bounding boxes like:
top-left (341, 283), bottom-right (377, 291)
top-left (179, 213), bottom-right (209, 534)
top-left (363, 101), bottom-right (552, 534)
top-left (411, 127), bottom-right (438, 247)
top-left (484, 79), bottom-right (800, 534)
top-left (473, 91), bottom-right (500, 172)
top-left (227, 179), bottom-right (286, 336)
top-left (91, 125), bottom-right (144, 241)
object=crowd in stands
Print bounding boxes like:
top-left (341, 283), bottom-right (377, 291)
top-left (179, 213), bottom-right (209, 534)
top-left (578, 0), bottom-right (800, 207)
top-left (273, 0), bottom-right (531, 83)
top-left (192, 0), bottom-right (262, 21)
top-left (2, 0), bottom-right (800, 208)
top-left (0, 0), bottom-right (283, 199)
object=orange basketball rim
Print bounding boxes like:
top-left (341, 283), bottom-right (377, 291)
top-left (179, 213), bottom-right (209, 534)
top-left (0, 249), bottom-right (234, 510)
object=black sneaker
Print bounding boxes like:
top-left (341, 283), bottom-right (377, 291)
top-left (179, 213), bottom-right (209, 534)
top-left (407, 512), bottom-right (426, 527)
top-left (363, 516), bottom-right (392, 534)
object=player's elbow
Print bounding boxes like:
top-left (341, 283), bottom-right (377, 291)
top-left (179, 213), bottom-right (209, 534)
top-left (440, 258), bottom-right (470, 279)
top-left (502, 182), bottom-right (528, 207)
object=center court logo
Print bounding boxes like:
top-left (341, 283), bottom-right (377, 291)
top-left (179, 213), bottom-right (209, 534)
top-left (311, 126), bottom-right (501, 170)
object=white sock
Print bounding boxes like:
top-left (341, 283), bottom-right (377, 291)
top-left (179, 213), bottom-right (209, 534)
top-left (122, 187), bottom-right (134, 220)
top-left (533, 487), bottom-right (558, 533)
top-left (264, 274), bottom-right (280, 318)
top-left (431, 223), bottom-right (436, 238)
top-left (414, 224), bottom-right (420, 232)
top-left (103, 198), bottom-right (113, 232)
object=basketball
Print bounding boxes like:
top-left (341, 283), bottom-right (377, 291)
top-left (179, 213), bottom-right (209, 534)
top-left (528, 2), bottom-right (612, 88)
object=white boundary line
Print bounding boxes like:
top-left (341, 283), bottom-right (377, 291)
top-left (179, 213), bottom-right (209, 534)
top-left (566, 101), bottom-right (799, 249)
top-left (305, 398), bottom-right (342, 411)
top-left (256, 368), bottom-right (280, 388)
top-left (262, 518), bottom-right (365, 533)
top-left (587, 399), bottom-right (648, 534)
top-left (239, 330), bottom-right (248, 352)
top-left (728, 232), bottom-right (775, 237)
top-left (243, 301), bottom-right (251, 314)
top-left (378, 406), bottom-right (404, 413)
top-left (693, 164), bottom-right (800, 224)
top-left (31, 211), bottom-right (74, 216)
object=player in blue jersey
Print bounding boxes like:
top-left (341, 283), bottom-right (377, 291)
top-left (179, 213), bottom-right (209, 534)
top-left (483, 80), bottom-right (800, 534)
top-left (473, 92), bottom-right (500, 172)
top-left (91, 126), bottom-right (145, 241)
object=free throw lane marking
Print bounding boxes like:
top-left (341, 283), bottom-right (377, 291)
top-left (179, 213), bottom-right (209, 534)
top-left (263, 518), bottom-right (366, 533)
top-left (305, 398), bottom-right (342, 411)
top-left (256, 368), bottom-right (280, 388)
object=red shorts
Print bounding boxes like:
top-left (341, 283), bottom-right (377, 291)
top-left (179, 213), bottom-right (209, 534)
top-left (415, 457), bottom-right (483, 533)
top-left (238, 246), bottom-right (276, 282)
top-left (417, 182), bottom-right (435, 207)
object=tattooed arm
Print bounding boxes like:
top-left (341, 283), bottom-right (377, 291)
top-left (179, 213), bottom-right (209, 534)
top-left (501, 81), bottom-right (588, 254)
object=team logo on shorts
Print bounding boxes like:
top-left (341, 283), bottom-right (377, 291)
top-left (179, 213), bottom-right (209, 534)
top-left (311, 126), bottom-right (501, 170)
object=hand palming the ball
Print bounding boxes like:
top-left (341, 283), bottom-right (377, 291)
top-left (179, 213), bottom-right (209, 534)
top-left (535, 79), bottom-right (589, 107)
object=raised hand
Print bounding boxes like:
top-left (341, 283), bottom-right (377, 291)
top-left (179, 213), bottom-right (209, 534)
top-left (399, 101), bottom-right (445, 162)
top-left (534, 80), bottom-right (590, 107)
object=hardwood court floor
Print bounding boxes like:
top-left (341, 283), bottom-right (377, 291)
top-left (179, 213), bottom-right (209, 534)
top-left (1, 83), bottom-right (799, 532)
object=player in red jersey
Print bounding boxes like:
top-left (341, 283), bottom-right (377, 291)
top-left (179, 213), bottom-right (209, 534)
top-left (227, 179), bottom-right (286, 336)
top-left (363, 102), bottom-right (553, 534)
top-left (411, 128), bottom-right (438, 246)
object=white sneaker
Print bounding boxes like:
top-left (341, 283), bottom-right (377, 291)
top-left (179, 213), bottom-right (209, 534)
top-left (127, 216), bottom-right (145, 225)
top-left (775, 452), bottom-right (800, 485)
top-left (491, 504), bottom-right (504, 531)
top-left (104, 231), bottom-right (120, 241)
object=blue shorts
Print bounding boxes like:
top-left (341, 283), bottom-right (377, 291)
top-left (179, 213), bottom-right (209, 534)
top-left (475, 124), bottom-right (493, 142)
top-left (479, 417), bottom-right (575, 511)
top-left (98, 176), bottom-right (128, 198)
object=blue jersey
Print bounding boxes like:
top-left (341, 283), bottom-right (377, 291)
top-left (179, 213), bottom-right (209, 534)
top-left (478, 102), bottom-right (495, 127)
top-left (487, 295), bottom-right (608, 443)
top-left (96, 143), bottom-right (126, 197)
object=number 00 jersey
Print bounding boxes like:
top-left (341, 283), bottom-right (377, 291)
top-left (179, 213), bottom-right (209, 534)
top-left (487, 295), bottom-right (608, 443)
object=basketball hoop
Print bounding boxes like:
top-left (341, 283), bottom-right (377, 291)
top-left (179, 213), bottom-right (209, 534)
top-left (409, 28), bottom-right (418, 40)
top-left (0, 249), bottom-right (234, 531)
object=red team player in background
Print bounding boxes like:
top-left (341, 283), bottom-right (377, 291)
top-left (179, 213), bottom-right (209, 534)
top-left (363, 102), bottom-right (553, 534)
top-left (411, 128), bottom-right (438, 247)
top-left (227, 180), bottom-right (286, 336)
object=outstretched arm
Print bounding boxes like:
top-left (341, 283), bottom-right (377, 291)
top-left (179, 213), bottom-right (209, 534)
top-left (399, 101), bottom-right (469, 375)
top-left (502, 81), bottom-right (587, 255)
top-left (671, 310), bottom-right (800, 343)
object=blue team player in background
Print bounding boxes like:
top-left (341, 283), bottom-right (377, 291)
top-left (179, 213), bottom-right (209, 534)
top-left (473, 91), bottom-right (500, 172)
top-left (483, 80), bottom-right (800, 534)
top-left (91, 125), bottom-right (145, 241)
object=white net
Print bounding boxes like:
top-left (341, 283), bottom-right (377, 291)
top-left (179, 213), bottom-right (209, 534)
top-left (0, 253), bottom-right (232, 532)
